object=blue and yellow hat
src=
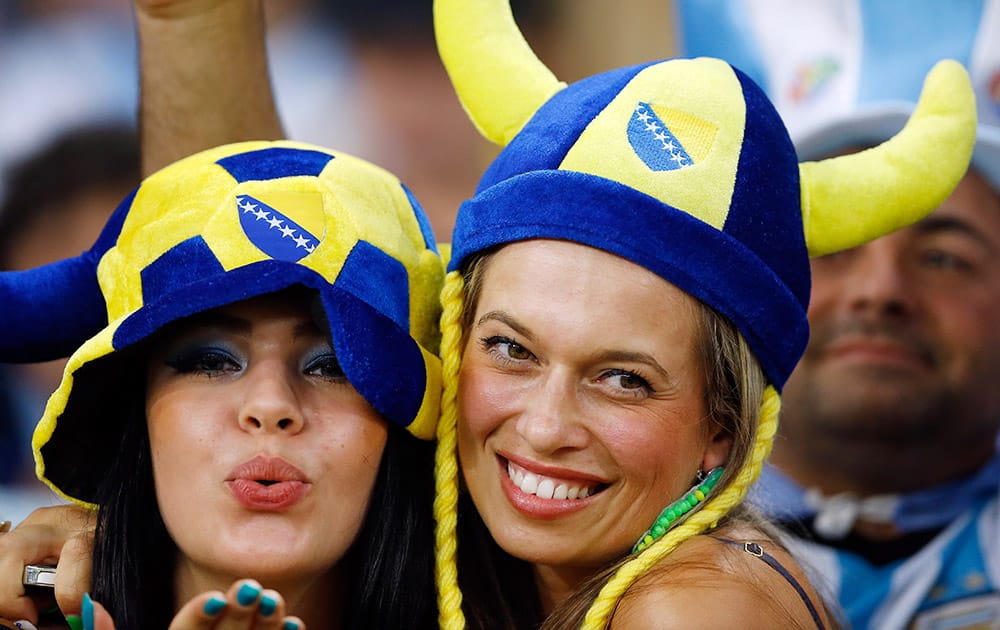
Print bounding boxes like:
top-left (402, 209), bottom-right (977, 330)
top-left (32, 140), bottom-right (444, 506)
top-left (438, 4), bottom-right (976, 390)
top-left (430, 1), bottom-right (976, 628)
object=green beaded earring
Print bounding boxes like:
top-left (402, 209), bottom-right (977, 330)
top-left (632, 466), bottom-right (724, 553)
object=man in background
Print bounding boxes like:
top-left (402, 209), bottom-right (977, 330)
top-left (679, 1), bottom-right (1000, 627)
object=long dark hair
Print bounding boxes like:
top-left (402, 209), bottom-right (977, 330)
top-left (456, 492), bottom-right (544, 629)
top-left (89, 357), bottom-right (438, 629)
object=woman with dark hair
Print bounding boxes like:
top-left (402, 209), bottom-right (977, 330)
top-left (6, 139), bottom-right (443, 629)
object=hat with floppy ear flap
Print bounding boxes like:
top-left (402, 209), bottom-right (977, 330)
top-left (32, 139), bottom-right (445, 507)
top-left (0, 199), bottom-right (129, 362)
top-left (430, 1), bottom-right (976, 627)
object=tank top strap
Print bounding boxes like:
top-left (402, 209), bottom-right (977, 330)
top-left (715, 537), bottom-right (827, 630)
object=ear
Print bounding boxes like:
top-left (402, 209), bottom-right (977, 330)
top-left (701, 421), bottom-right (733, 472)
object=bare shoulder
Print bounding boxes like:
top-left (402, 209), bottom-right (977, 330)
top-left (610, 527), bottom-right (834, 630)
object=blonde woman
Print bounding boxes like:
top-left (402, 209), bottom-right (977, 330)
top-left (428, 1), bottom-right (976, 628)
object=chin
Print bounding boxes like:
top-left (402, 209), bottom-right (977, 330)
top-left (216, 546), bottom-right (338, 582)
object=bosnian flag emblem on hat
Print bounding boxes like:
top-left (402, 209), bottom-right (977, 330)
top-left (237, 193), bottom-right (324, 263)
top-left (628, 102), bottom-right (717, 172)
top-left (628, 102), bottom-right (693, 172)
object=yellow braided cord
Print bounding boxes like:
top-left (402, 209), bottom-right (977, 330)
top-left (580, 386), bottom-right (781, 629)
top-left (434, 271), bottom-right (467, 630)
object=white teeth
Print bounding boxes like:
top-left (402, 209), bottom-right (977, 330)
top-left (506, 461), bottom-right (597, 501)
top-left (537, 479), bottom-right (555, 500)
top-left (522, 472), bottom-right (539, 494)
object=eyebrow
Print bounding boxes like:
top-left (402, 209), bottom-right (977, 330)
top-left (476, 310), bottom-right (671, 379)
top-left (914, 216), bottom-right (997, 252)
top-left (177, 311), bottom-right (252, 333)
top-left (477, 310), bottom-right (535, 342)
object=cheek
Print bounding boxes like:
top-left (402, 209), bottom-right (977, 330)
top-left (456, 364), bottom-right (511, 441)
top-left (147, 392), bottom-right (222, 462)
top-left (603, 412), bottom-right (710, 488)
top-left (313, 407), bottom-right (388, 492)
top-left (147, 393), bottom-right (224, 518)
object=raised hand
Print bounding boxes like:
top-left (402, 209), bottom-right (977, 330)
top-left (0, 506), bottom-right (94, 626)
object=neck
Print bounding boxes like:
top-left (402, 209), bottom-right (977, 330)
top-left (532, 563), bottom-right (594, 616)
top-left (173, 560), bottom-right (344, 628)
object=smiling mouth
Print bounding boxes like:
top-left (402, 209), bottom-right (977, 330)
top-left (505, 460), bottom-right (606, 500)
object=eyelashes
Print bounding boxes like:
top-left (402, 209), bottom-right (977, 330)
top-left (303, 351), bottom-right (346, 380)
top-left (601, 368), bottom-right (653, 395)
top-left (165, 346), bottom-right (241, 377)
top-left (477, 335), bottom-right (655, 396)
top-left (163, 344), bottom-right (346, 382)
top-left (480, 335), bottom-right (533, 365)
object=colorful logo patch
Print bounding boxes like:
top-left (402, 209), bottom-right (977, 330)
top-left (628, 102), bottom-right (717, 172)
top-left (237, 193), bottom-right (323, 262)
top-left (787, 57), bottom-right (839, 104)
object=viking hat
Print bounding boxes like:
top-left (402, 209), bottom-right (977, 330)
top-left (429, 1), bottom-right (976, 628)
top-left (32, 140), bottom-right (445, 506)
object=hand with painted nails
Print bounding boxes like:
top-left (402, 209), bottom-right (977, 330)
top-left (0, 506), bottom-right (94, 626)
top-left (165, 580), bottom-right (304, 630)
top-left (78, 582), bottom-right (304, 630)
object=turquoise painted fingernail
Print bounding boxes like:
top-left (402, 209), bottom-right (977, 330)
top-left (236, 582), bottom-right (261, 606)
top-left (283, 621), bottom-right (300, 630)
top-left (259, 595), bottom-right (277, 617)
top-left (81, 593), bottom-right (94, 630)
top-left (65, 615), bottom-right (83, 630)
top-left (204, 596), bottom-right (227, 616)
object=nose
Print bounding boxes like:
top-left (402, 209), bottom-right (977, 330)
top-left (514, 370), bottom-right (589, 454)
top-left (238, 360), bottom-right (305, 435)
top-left (839, 241), bottom-right (915, 318)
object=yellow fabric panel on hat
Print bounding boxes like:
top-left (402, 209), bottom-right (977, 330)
top-left (560, 59), bottom-right (742, 230)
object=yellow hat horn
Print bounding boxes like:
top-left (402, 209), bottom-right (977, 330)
top-left (434, 0), bottom-right (565, 146)
top-left (801, 59), bottom-right (976, 256)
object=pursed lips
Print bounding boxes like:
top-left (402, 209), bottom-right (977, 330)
top-left (225, 454), bottom-right (310, 510)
